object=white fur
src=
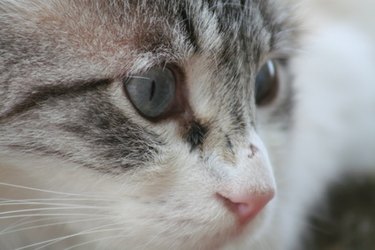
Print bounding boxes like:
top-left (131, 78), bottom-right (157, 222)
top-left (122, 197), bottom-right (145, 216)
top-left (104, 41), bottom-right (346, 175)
top-left (256, 1), bottom-right (375, 249)
top-left (1, 1), bottom-right (375, 249)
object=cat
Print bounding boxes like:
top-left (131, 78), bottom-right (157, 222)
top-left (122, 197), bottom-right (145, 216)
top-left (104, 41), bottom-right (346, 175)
top-left (0, 0), bottom-right (374, 249)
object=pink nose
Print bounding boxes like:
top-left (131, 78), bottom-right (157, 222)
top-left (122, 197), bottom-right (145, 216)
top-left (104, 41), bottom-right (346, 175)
top-left (217, 191), bottom-right (274, 225)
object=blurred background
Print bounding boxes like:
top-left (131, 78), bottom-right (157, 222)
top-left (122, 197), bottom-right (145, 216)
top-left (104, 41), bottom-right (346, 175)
top-left (291, 0), bottom-right (375, 249)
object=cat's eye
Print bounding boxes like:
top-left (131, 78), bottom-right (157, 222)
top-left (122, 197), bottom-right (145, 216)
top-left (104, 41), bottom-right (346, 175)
top-left (255, 60), bottom-right (279, 106)
top-left (124, 67), bottom-right (176, 119)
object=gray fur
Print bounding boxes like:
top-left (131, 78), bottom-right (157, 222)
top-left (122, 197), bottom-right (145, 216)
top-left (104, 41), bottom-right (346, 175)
top-left (0, 0), bottom-right (297, 172)
top-left (0, 0), bottom-right (298, 249)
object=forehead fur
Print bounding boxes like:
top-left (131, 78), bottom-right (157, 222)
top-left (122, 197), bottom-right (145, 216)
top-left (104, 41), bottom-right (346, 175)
top-left (0, 0), bottom-right (298, 173)
top-left (0, 0), bottom-right (297, 114)
top-left (0, 0), bottom-right (296, 65)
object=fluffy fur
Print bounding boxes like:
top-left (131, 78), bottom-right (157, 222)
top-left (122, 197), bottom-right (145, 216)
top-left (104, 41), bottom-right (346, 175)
top-left (0, 0), bottom-right (374, 249)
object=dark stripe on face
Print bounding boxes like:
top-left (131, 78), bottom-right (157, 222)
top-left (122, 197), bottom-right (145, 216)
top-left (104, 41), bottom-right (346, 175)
top-left (59, 99), bottom-right (162, 173)
top-left (0, 79), bottom-right (112, 121)
top-left (179, 4), bottom-right (199, 52)
top-left (2, 89), bottom-right (162, 174)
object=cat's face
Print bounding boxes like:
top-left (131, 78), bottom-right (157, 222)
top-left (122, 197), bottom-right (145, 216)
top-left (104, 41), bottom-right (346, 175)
top-left (0, 0), bottom-right (297, 249)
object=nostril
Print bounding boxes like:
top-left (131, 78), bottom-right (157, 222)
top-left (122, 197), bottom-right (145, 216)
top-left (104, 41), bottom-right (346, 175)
top-left (217, 191), bottom-right (274, 225)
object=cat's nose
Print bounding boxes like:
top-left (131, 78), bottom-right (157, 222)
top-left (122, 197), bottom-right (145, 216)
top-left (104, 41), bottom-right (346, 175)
top-left (217, 191), bottom-right (274, 225)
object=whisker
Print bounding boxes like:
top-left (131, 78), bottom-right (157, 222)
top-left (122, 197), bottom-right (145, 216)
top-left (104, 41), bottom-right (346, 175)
top-left (0, 217), bottom-right (31, 232)
top-left (64, 235), bottom-right (124, 250)
top-left (15, 222), bottom-right (126, 250)
top-left (0, 182), bottom-right (106, 198)
top-left (1, 217), bottom-right (57, 233)
top-left (0, 197), bottom-right (113, 203)
top-left (0, 201), bottom-right (110, 209)
top-left (0, 213), bottom-right (115, 220)
top-left (0, 217), bottom-right (110, 235)
top-left (0, 206), bottom-right (108, 216)
top-left (36, 228), bottom-right (125, 250)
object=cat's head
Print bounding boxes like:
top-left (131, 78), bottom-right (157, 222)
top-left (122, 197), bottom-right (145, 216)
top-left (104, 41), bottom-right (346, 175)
top-left (0, 0), bottom-right (297, 249)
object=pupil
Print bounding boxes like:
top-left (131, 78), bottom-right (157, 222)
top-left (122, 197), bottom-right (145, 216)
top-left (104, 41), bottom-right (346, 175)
top-left (150, 80), bottom-right (156, 101)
